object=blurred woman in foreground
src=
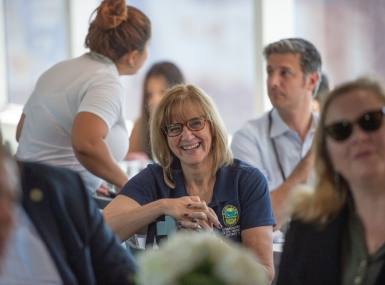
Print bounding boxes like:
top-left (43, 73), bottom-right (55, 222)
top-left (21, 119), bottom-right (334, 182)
top-left (277, 78), bottom-right (385, 285)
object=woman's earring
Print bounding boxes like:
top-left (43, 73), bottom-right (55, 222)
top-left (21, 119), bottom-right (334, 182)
top-left (334, 171), bottom-right (341, 198)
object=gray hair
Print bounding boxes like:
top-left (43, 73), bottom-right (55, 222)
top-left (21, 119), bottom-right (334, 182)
top-left (263, 38), bottom-right (322, 96)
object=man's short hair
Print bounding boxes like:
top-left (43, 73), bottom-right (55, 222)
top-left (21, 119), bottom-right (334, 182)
top-left (314, 73), bottom-right (330, 102)
top-left (263, 38), bottom-right (322, 76)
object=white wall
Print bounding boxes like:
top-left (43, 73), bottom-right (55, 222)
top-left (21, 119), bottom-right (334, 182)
top-left (68, 0), bottom-right (100, 57)
top-left (256, 0), bottom-right (295, 113)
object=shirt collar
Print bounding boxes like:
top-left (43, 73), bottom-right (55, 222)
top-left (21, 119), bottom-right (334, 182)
top-left (269, 108), bottom-right (319, 138)
top-left (269, 108), bottom-right (290, 138)
top-left (169, 159), bottom-right (187, 198)
top-left (170, 159), bottom-right (235, 206)
top-left (87, 51), bottom-right (119, 77)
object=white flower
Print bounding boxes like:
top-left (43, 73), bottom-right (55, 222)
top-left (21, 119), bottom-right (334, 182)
top-left (136, 232), bottom-right (267, 285)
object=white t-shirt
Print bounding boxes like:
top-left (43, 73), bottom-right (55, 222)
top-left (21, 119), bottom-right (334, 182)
top-left (16, 52), bottom-right (128, 193)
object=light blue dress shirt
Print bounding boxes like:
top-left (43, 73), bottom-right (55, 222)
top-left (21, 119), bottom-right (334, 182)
top-left (0, 206), bottom-right (62, 284)
top-left (231, 108), bottom-right (318, 192)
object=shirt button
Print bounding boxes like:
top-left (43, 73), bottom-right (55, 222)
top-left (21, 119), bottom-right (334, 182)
top-left (360, 260), bottom-right (367, 267)
top-left (354, 276), bottom-right (362, 284)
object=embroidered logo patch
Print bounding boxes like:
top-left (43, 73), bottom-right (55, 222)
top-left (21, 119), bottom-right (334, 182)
top-left (222, 205), bottom-right (239, 227)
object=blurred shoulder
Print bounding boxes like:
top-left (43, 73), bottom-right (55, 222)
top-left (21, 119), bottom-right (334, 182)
top-left (237, 112), bottom-right (269, 131)
top-left (232, 112), bottom-right (270, 141)
top-left (21, 161), bottom-right (78, 178)
top-left (20, 161), bottom-right (86, 197)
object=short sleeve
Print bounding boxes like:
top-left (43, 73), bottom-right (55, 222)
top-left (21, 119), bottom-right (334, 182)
top-left (231, 124), bottom-right (268, 178)
top-left (119, 166), bottom-right (160, 206)
top-left (238, 168), bottom-right (275, 230)
top-left (78, 77), bottom-right (123, 130)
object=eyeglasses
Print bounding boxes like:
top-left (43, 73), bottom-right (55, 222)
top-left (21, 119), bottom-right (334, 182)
top-left (163, 117), bottom-right (207, 137)
top-left (324, 107), bottom-right (385, 141)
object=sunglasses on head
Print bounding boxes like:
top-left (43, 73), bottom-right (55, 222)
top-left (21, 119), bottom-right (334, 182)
top-left (324, 107), bottom-right (385, 142)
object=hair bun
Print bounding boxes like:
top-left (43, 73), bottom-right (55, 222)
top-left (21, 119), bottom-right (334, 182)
top-left (93, 0), bottom-right (127, 30)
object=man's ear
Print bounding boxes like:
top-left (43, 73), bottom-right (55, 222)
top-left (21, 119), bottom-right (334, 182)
top-left (307, 71), bottom-right (320, 93)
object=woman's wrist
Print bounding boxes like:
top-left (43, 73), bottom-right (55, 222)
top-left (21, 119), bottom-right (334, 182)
top-left (159, 198), bottom-right (170, 217)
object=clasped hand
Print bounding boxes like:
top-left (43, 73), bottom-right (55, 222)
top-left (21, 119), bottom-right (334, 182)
top-left (165, 196), bottom-right (222, 233)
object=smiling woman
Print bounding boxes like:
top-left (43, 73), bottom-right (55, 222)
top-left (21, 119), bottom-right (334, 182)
top-left (102, 83), bottom-right (276, 283)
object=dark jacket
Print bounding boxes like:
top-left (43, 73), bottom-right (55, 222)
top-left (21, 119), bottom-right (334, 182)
top-left (20, 161), bottom-right (136, 285)
top-left (276, 205), bottom-right (385, 285)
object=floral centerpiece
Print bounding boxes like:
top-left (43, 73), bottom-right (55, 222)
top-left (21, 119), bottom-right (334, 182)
top-left (135, 232), bottom-right (267, 285)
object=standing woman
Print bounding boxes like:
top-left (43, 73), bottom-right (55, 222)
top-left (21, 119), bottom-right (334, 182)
top-left (277, 78), bottom-right (385, 284)
top-left (15, 0), bottom-right (151, 196)
top-left (126, 61), bottom-right (185, 161)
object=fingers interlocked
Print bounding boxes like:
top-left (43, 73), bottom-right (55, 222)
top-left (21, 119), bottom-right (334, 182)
top-left (192, 218), bottom-right (202, 230)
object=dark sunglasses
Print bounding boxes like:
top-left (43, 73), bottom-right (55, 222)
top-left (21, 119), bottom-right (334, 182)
top-left (163, 117), bottom-right (207, 137)
top-left (324, 107), bottom-right (385, 141)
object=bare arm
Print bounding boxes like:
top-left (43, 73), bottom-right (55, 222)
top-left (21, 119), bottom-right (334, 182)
top-left (102, 195), bottom-right (222, 242)
top-left (270, 146), bottom-right (314, 230)
top-left (102, 195), bottom-right (165, 241)
top-left (16, 113), bottom-right (26, 142)
top-left (242, 226), bottom-right (274, 284)
top-left (72, 112), bottom-right (128, 190)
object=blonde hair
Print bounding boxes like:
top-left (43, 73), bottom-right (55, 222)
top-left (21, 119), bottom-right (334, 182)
top-left (150, 84), bottom-right (233, 188)
top-left (292, 77), bottom-right (385, 226)
top-left (85, 0), bottom-right (151, 61)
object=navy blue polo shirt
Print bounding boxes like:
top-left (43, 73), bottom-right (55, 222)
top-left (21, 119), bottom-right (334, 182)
top-left (119, 159), bottom-right (275, 243)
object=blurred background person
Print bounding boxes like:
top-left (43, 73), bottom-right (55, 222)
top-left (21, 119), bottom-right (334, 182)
top-left (126, 61), bottom-right (185, 162)
top-left (277, 78), bottom-right (385, 284)
top-left (312, 72), bottom-right (331, 114)
top-left (104, 84), bottom-right (276, 283)
top-left (0, 143), bottom-right (137, 284)
top-left (15, 0), bottom-right (151, 196)
top-left (0, 146), bottom-right (19, 268)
